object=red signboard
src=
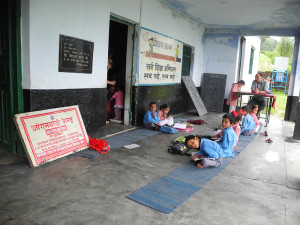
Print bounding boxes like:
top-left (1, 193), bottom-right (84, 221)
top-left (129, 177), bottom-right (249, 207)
top-left (14, 105), bottom-right (89, 167)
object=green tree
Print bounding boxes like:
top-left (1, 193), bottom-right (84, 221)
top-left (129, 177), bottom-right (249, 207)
top-left (276, 37), bottom-right (294, 58)
top-left (261, 37), bottom-right (277, 51)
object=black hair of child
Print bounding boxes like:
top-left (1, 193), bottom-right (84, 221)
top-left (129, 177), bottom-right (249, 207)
top-left (251, 105), bottom-right (259, 110)
top-left (237, 80), bottom-right (245, 85)
top-left (223, 113), bottom-right (235, 124)
top-left (160, 104), bottom-right (169, 110)
top-left (242, 105), bottom-right (251, 113)
top-left (115, 84), bottom-right (124, 92)
top-left (185, 135), bottom-right (197, 145)
top-left (149, 101), bottom-right (156, 107)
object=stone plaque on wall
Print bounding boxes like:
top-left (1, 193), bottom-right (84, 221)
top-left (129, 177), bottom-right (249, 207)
top-left (14, 105), bottom-right (89, 167)
top-left (59, 35), bottom-right (94, 73)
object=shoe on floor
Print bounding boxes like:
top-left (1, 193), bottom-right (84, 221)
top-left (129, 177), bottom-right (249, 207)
top-left (265, 138), bottom-right (273, 143)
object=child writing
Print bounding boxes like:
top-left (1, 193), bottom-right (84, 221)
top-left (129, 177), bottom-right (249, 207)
top-left (110, 85), bottom-right (124, 121)
top-left (157, 104), bottom-right (174, 126)
top-left (250, 105), bottom-right (262, 134)
top-left (143, 102), bottom-right (160, 130)
top-left (240, 105), bottom-right (256, 136)
top-left (185, 135), bottom-right (224, 168)
top-left (226, 80), bottom-right (245, 113)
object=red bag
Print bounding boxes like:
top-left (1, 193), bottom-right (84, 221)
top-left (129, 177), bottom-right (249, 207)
top-left (88, 136), bottom-right (110, 154)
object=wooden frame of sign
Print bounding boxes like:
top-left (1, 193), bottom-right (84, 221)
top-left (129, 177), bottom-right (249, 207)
top-left (14, 105), bottom-right (89, 167)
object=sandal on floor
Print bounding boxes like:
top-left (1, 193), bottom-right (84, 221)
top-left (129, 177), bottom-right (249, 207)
top-left (260, 131), bottom-right (268, 136)
top-left (265, 138), bottom-right (273, 143)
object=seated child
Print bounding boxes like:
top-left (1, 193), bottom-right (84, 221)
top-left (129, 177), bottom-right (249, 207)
top-left (110, 85), bottom-right (124, 121)
top-left (213, 111), bottom-right (242, 150)
top-left (185, 135), bottom-right (224, 168)
top-left (250, 105), bottom-right (262, 133)
top-left (231, 110), bottom-right (243, 149)
top-left (219, 113), bottom-right (237, 157)
top-left (143, 102), bottom-right (160, 130)
top-left (157, 104), bottom-right (174, 126)
top-left (240, 105), bottom-right (256, 136)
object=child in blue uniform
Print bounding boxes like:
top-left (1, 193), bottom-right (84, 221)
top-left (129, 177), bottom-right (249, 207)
top-left (219, 113), bottom-right (237, 157)
top-left (143, 102), bottom-right (161, 130)
top-left (241, 105), bottom-right (256, 136)
top-left (185, 135), bottom-right (224, 168)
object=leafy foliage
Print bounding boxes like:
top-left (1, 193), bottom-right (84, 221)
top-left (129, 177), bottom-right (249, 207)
top-left (260, 37), bottom-right (278, 51)
top-left (276, 37), bottom-right (294, 58)
top-left (259, 37), bottom-right (294, 72)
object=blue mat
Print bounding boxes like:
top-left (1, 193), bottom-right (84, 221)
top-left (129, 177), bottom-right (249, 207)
top-left (127, 176), bottom-right (200, 214)
top-left (73, 128), bottom-right (159, 159)
top-left (127, 130), bottom-right (260, 214)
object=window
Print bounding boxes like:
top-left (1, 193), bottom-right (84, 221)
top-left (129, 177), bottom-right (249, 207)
top-left (248, 47), bottom-right (255, 74)
top-left (181, 45), bottom-right (193, 76)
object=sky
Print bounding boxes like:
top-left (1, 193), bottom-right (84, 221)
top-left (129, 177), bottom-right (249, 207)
top-left (270, 36), bottom-right (281, 41)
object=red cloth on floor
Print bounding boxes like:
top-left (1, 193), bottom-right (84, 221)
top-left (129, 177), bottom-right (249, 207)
top-left (88, 136), bottom-right (110, 154)
top-left (188, 119), bottom-right (206, 125)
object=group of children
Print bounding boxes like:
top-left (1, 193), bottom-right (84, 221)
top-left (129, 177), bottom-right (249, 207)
top-left (142, 78), bottom-right (263, 169)
top-left (186, 104), bottom-right (261, 168)
top-left (143, 102), bottom-right (174, 131)
top-left (142, 98), bottom-right (261, 169)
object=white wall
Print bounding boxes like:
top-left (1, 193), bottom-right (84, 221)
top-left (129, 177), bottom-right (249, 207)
top-left (240, 36), bottom-right (261, 92)
top-left (202, 33), bottom-right (240, 97)
top-left (21, 0), bottom-right (205, 90)
top-left (140, 0), bottom-right (205, 87)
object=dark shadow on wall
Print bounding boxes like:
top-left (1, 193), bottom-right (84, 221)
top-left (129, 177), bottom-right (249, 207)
top-left (23, 88), bottom-right (107, 138)
top-left (131, 83), bottom-right (194, 126)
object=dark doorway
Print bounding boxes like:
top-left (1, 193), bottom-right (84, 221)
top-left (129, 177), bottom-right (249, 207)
top-left (106, 19), bottom-right (133, 136)
top-left (0, 0), bottom-right (24, 156)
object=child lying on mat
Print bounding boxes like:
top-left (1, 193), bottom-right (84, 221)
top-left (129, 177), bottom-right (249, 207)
top-left (185, 135), bottom-right (224, 168)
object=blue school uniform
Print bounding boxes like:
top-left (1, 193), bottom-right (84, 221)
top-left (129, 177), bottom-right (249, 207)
top-left (198, 138), bottom-right (224, 159)
top-left (219, 126), bottom-right (236, 157)
top-left (241, 114), bottom-right (256, 134)
top-left (143, 110), bottom-right (159, 124)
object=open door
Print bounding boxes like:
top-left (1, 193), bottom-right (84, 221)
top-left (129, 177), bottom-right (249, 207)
top-left (106, 16), bottom-right (135, 135)
top-left (0, 0), bottom-right (24, 155)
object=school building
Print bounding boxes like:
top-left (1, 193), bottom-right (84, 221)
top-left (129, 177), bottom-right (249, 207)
top-left (1, 0), bottom-right (300, 157)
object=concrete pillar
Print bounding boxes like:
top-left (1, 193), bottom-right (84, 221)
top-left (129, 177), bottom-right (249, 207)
top-left (285, 36), bottom-right (300, 122)
top-left (285, 36), bottom-right (300, 139)
top-left (294, 105), bottom-right (300, 139)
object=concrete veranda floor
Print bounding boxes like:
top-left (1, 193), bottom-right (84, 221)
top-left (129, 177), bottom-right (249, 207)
top-left (0, 111), bottom-right (300, 225)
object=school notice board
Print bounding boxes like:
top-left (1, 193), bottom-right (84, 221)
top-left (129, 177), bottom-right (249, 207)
top-left (138, 27), bottom-right (183, 85)
top-left (14, 105), bottom-right (89, 167)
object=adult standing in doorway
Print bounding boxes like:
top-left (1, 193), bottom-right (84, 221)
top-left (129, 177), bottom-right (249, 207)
top-left (247, 73), bottom-right (269, 114)
top-left (106, 58), bottom-right (117, 123)
top-left (107, 58), bottom-right (117, 90)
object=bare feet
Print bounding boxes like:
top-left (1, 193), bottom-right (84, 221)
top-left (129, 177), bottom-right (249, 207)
top-left (197, 163), bottom-right (204, 168)
top-left (233, 146), bottom-right (238, 150)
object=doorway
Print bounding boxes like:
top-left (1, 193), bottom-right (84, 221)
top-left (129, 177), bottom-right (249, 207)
top-left (106, 17), bottom-right (135, 136)
top-left (0, 0), bottom-right (24, 156)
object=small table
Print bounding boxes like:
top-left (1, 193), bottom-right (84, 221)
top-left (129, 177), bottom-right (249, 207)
top-left (234, 92), bottom-right (276, 126)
